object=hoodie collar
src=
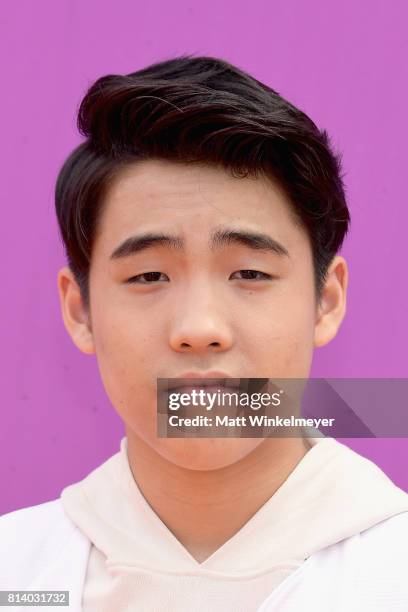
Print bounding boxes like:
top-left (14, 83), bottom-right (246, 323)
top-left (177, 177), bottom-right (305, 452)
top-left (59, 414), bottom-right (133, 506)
top-left (60, 435), bottom-right (408, 577)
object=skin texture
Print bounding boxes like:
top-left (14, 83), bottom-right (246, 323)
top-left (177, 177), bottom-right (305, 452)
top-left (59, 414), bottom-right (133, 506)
top-left (58, 159), bottom-right (348, 562)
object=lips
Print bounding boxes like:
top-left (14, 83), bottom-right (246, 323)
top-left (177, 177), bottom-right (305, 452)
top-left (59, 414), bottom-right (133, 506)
top-left (162, 370), bottom-right (240, 391)
top-left (165, 378), bottom-right (242, 391)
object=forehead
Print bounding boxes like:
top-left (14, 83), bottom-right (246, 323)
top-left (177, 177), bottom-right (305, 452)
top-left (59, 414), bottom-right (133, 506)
top-left (95, 159), bottom-right (305, 250)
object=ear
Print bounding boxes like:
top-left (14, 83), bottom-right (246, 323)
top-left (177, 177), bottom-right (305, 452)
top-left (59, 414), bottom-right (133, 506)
top-left (314, 255), bottom-right (348, 348)
top-left (57, 266), bottom-right (95, 354)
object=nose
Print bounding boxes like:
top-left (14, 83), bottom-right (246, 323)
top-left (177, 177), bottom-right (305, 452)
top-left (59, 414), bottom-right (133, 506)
top-left (168, 282), bottom-right (233, 353)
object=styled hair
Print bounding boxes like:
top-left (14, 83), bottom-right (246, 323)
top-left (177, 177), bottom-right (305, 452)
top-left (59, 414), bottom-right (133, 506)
top-left (55, 54), bottom-right (350, 309)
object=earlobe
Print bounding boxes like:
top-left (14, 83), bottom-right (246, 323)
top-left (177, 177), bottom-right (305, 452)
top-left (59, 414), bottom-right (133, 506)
top-left (57, 266), bottom-right (95, 355)
top-left (314, 256), bottom-right (348, 348)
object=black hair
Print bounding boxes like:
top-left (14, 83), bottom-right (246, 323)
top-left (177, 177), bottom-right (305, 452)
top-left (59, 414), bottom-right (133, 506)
top-left (55, 54), bottom-right (350, 309)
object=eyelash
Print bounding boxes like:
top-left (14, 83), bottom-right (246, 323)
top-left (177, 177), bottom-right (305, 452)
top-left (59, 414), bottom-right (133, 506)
top-left (126, 270), bottom-right (274, 284)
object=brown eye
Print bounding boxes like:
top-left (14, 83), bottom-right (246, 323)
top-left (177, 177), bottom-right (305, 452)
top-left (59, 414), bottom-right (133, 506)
top-left (231, 270), bottom-right (273, 280)
top-left (126, 272), bottom-right (169, 284)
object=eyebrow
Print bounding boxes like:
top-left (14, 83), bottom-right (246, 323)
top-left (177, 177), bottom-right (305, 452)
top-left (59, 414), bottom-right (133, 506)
top-left (110, 227), bottom-right (290, 260)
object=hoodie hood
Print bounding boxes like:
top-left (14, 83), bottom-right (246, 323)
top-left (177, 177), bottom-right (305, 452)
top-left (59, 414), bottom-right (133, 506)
top-left (60, 435), bottom-right (408, 578)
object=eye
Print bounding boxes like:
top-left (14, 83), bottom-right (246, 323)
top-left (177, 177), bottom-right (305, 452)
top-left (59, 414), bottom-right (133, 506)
top-left (230, 270), bottom-right (273, 281)
top-left (125, 269), bottom-right (274, 284)
top-left (126, 272), bottom-right (169, 284)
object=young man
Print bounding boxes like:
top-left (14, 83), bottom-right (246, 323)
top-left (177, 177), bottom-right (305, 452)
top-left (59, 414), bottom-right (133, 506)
top-left (1, 55), bottom-right (408, 611)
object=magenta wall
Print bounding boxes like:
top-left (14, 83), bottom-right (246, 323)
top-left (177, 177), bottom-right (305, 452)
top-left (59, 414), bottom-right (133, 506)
top-left (1, 0), bottom-right (407, 515)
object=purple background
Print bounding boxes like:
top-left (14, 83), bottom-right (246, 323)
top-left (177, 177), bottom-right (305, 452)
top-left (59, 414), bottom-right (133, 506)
top-left (1, 0), bottom-right (407, 515)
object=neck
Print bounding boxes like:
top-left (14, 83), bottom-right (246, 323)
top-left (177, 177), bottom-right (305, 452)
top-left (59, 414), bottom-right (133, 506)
top-left (126, 431), bottom-right (311, 563)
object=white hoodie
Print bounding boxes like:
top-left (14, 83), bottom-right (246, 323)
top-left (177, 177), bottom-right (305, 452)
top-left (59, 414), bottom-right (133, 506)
top-left (1, 435), bottom-right (408, 611)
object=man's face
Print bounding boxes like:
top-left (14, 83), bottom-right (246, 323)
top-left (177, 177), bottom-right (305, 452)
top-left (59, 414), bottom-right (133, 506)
top-left (85, 159), bottom-right (320, 469)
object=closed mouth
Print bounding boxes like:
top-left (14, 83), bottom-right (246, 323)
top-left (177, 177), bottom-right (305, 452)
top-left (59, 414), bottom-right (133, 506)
top-left (165, 378), bottom-right (242, 392)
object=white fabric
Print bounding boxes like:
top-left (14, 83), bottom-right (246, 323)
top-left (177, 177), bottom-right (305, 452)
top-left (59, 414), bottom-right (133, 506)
top-left (0, 498), bottom-right (90, 611)
top-left (2, 435), bottom-right (408, 610)
top-left (61, 435), bottom-right (408, 611)
top-left (1, 501), bottom-right (408, 611)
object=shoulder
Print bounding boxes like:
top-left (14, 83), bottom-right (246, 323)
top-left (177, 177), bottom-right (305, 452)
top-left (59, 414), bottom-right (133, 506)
top-left (310, 512), bottom-right (408, 610)
top-left (361, 509), bottom-right (408, 539)
top-left (0, 497), bottom-right (75, 549)
top-left (353, 513), bottom-right (408, 609)
top-left (258, 514), bottom-right (408, 611)
top-left (312, 511), bottom-right (408, 572)
top-left (0, 497), bottom-right (66, 528)
top-left (0, 498), bottom-right (90, 590)
top-left (357, 511), bottom-right (408, 571)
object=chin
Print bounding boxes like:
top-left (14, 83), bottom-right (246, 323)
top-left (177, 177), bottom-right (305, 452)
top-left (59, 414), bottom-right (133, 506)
top-left (157, 437), bottom-right (264, 471)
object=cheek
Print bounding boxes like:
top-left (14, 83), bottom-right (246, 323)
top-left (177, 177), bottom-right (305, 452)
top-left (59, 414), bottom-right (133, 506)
top-left (91, 307), bottom-right (157, 415)
top-left (87, 278), bottom-right (165, 440)
top-left (96, 339), bottom-right (157, 444)
top-left (247, 290), bottom-right (316, 377)
top-left (93, 295), bottom-right (154, 366)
